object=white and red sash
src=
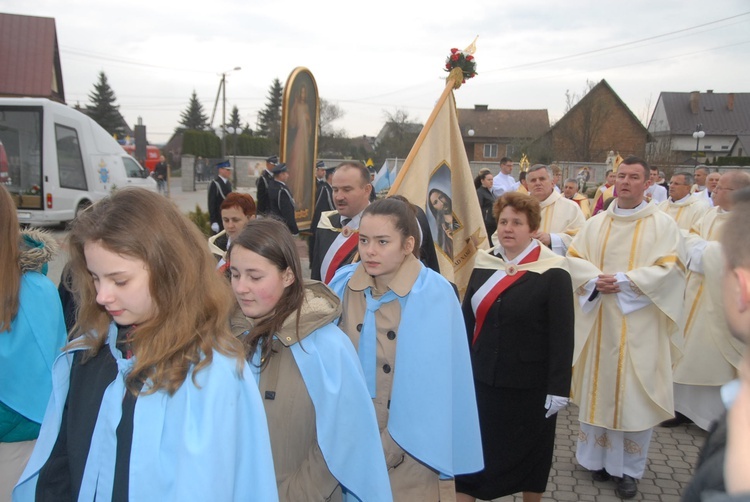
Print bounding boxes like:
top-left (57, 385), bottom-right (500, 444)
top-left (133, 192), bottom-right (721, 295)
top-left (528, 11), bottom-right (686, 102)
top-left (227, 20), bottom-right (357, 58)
top-left (470, 240), bottom-right (567, 345)
top-left (319, 212), bottom-right (362, 284)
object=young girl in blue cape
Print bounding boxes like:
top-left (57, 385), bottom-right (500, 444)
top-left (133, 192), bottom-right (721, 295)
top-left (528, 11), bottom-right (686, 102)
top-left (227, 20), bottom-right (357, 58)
top-left (329, 198), bottom-right (484, 501)
top-left (228, 219), bottom-right (391, 502)
top-left (13, 188), bottom-right (278, 501)
top-left (1, 186), bottom-right (67, 501)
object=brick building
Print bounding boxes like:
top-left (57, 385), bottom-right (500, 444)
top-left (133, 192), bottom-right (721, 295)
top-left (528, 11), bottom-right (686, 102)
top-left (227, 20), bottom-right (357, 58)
top-left (528, 79), bottom-right (649, 163)
top-left (457, 105), bottom-right (549, 162)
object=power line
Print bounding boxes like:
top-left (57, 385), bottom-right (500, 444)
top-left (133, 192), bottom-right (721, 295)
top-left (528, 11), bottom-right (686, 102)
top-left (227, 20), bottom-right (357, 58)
top-left (60, 46), bottom-right (217, 74)
top-left (349, 10), bottom-right (750, 102)
top-left (482, 10), bottom-right (750, 74)
top-left (478, 39), bottom-right (750, 86)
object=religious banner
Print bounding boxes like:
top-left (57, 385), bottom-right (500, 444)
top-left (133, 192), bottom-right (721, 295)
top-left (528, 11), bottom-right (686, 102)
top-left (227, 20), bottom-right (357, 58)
top-left (280, 67), bottom-right (319, 230)
top-left (388, 39), bottom-right (488, 298)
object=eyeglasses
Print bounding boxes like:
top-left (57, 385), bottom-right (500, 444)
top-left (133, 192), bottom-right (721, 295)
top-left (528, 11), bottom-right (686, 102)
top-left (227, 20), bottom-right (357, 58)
top-left (714, 186), bottom-right (734, 192)
top-left (668, 181), bottom-right (688, 186)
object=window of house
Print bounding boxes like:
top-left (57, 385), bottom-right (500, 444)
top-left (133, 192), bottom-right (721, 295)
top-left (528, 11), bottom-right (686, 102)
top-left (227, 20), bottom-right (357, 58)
top-left (483, 144), bottom-right (498, 158)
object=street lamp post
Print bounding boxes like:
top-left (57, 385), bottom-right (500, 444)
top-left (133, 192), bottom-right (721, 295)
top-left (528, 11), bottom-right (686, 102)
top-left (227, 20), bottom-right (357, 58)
top-left (226, 126), bottom-right (240, 187)
top-left (693, 124), bottom-right (705, 166)
top-left (210, 66), bottom-right (241, 161)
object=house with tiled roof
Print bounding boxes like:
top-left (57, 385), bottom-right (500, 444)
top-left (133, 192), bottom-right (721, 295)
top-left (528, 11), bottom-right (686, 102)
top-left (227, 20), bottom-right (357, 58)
top-left (0, 13), bottom-right (65, 102)
top-left (457, 105), bottom-right (549, 162)
top-left (647, 90), bottom-right (750, 165)
top-left (527, 79), bottom-right (648, 163)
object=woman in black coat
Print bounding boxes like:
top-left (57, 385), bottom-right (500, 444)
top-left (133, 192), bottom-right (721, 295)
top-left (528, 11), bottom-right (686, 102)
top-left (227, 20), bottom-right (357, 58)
top-left (456, 192), bottom-right (574, 502)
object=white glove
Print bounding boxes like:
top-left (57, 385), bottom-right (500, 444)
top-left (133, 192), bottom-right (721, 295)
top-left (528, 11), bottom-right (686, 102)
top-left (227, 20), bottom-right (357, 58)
top-left (211, 222), bottom-right (220, 233)
top-left (545, 394), bottom-right (569, 418)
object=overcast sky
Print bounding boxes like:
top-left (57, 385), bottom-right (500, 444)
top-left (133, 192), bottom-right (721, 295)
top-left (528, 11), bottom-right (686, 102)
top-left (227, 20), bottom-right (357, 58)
top-left (6, 0), bottom-right (750, 145)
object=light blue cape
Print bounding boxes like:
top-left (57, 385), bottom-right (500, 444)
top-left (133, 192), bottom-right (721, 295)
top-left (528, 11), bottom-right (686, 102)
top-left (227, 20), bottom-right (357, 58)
top-left (329, 263), bottom-right (484, 477)
top-left (0, 272), bottom-right (67, 423)
top-left (14, 323), bottom-right (278, 501)
top-left (251, 324), bottom-right (392, 501)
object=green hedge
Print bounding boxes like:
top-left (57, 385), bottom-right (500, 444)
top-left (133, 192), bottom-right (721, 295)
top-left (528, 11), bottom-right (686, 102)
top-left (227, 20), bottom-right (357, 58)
top-left (182, 130), bottom-right (276, 158)
top-left (717, 156), bottom-right (750, 167)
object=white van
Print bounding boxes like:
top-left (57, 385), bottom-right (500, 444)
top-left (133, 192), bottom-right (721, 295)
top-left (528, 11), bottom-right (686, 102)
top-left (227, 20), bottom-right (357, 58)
top-left (0, 97), bottom-right (157, 225)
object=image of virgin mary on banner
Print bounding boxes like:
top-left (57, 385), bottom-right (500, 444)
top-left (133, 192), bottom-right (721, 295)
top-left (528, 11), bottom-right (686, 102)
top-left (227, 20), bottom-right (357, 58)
top-left (280, 67), bottom-right (319, 230)
top-left (426, 163), bottom-right (463, 258)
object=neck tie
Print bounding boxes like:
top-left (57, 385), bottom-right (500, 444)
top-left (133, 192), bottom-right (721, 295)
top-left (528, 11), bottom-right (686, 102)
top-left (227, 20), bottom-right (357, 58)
top-left (341, 217), bottom-right (351, 227)
top-left (360, 287), bottom-right (398, 397)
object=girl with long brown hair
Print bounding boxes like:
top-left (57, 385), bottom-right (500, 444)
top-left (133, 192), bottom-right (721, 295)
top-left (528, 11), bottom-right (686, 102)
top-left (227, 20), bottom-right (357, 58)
top-left (13, 188), bottom-right (277, 501)
top-left (0, 186), bottom-right (67, 502)
top-left (228, 218), bottom-right (391, 502)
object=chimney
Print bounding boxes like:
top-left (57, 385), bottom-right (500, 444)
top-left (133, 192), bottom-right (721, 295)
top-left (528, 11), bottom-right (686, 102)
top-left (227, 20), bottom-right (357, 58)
top-left (690, 91), bottom-right (700, 115)
top-left (474, 104), bottom-right (489, 111)
top-left (707, 89), bottom-right (714, 93)
top-left (728, 93), bottom-right (735, 111)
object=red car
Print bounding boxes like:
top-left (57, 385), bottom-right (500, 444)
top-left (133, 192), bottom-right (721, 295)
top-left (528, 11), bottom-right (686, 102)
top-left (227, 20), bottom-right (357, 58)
top-left (0, 140), bottom-right (10, 184)
top-left (121, 144), bottom-right (161, 172)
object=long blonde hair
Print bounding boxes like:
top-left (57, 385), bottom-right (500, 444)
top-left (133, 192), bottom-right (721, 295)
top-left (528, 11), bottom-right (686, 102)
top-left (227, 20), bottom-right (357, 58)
top-left (0, 186), bottom-right (21, 331)
top-left (67, 188), bottom-right (244, 394)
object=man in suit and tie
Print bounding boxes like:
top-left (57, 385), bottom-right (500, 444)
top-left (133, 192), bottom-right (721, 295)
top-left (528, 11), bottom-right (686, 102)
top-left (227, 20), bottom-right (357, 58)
top-left (311, 161), bottom-right (372, 283)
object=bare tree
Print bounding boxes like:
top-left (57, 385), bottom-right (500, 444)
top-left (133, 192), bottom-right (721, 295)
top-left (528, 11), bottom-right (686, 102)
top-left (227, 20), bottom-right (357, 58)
top-left (376, 109), bottom-right (422, 159)
top-left (319, 99), bottom-right (345, 137)
top-left (564, 79), bottom-right (597, 113)
top-left (558, 80), bottom-right (611, 161)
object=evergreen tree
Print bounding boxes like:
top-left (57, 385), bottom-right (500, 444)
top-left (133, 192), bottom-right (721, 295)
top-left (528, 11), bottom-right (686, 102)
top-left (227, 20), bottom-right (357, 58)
top-left (178, 90), bottom-right (209, 131)
top-left (228, 105), bottom-right (242, 129)
top-left (86, 71), bottom-right (125, 137)
top-left (256, 78), bottom-right (283, 145)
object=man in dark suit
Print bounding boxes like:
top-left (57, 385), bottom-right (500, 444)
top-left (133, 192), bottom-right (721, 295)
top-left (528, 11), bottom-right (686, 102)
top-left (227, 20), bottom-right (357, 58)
top-left (310, 162), bottom-right (335, 264)
top-left (208, 160), bottom-right (233, 234)
top-left (368, 166), bottom-right (378, 202)
top-left (476, 171), bottom-right (496, 246)
top-left (256, 155), bottom-right (277, 216)
top-left (268, 163), bottom-right (298, 235)
top-left (311, 161), bottom-right (371, 283)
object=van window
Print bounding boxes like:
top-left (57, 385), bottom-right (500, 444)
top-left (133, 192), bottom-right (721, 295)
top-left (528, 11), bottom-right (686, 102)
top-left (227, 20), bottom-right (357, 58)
top-left (0, 107), bottom-right (43, 209)
top-left (123, 156), bottom-right (147, 178)
top-left (55, 124), bottom-right (88, 190)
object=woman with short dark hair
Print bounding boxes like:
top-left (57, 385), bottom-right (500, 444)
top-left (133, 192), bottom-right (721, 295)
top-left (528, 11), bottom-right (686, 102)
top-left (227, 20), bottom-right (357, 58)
top-left (456, 192), bottom-right (574, 502)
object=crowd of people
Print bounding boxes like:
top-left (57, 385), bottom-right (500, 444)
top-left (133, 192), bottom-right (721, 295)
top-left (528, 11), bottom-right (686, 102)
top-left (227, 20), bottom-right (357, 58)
top-left (3, 153), bottom-right (750, 502)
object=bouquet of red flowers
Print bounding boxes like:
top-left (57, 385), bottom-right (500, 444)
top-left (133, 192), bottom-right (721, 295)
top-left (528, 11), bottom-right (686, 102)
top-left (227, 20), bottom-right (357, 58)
top-left (444, 48), bottom-right (477, 83)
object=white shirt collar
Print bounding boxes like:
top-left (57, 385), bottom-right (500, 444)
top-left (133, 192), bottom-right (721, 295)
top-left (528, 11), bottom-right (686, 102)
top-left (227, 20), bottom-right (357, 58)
top-left (494, 239), bottom-right (539, 263)
top-left (613, 200), bottom-right (647, 215)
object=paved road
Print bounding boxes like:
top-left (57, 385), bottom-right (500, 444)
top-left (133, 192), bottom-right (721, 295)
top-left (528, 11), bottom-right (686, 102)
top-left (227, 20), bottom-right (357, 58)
top-left (492, 404), bottom-right (707, 501)
top-left (41, 178), bottom-right (711, 501)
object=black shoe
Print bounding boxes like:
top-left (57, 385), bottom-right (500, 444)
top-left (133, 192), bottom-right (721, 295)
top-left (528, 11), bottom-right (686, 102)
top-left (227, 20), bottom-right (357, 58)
top-left (659, 412), bottom-right (692, 428)
top-left (592, 468), bottom-right (611, 482)
top-left (615, 475), bottom-right (638, 499)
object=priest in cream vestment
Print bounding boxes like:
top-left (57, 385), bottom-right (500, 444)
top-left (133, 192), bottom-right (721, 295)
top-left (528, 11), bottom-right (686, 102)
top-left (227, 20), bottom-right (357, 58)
top-left (566, 157), bottom-right (685, 497)
top-left (672, 171), bottom-right (750, 430)
top-left (526, 164), bottom-right (585, 256)
top-left (658, 172), bottom-right (711, 231)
